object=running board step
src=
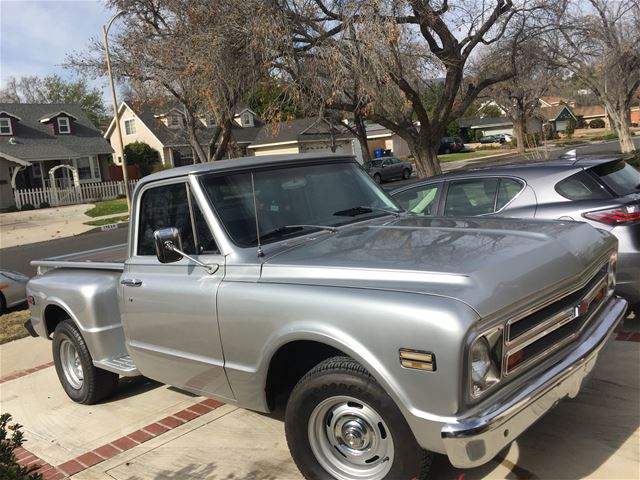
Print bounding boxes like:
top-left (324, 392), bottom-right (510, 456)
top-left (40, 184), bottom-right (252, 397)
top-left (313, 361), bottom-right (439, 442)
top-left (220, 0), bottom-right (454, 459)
top-left (94, 354), bottom-right (140, 377)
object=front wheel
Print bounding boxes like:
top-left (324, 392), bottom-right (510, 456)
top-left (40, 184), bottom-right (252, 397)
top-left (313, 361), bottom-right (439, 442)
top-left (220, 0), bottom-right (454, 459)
top-left (373, 173), bottom-right (382, 184)
top-left (285, 356), bottom-right (432, 480)
top-left (53, 319), bottom-right (119, 404)
top-left (402, 169), bottom-right (411, 180)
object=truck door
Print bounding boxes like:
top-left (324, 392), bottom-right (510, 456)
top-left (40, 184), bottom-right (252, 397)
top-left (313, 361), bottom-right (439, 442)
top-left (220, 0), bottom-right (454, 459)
top-left (121, 179), bottom-right (234, 400)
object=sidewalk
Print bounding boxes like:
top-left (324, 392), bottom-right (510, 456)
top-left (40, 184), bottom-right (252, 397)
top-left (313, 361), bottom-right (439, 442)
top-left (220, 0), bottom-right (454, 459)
top-left (1, 335), bottom-right (638, 480)
top-left (0, 204), bottom-right (125, 249)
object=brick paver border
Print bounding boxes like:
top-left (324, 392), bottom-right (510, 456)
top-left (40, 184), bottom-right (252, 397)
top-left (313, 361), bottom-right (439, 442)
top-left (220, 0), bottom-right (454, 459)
top-left (17, 398), bottom-right (224, 479)
top-left (0, 361), bottom-right (54, 384)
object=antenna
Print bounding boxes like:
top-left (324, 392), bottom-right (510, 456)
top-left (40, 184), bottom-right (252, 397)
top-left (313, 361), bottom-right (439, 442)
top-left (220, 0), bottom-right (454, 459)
top-left (251, 173), bottom-right (264, 258)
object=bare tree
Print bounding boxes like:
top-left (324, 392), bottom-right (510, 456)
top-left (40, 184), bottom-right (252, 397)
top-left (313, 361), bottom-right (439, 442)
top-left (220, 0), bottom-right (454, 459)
top-left (272, 0), bottom-right (540, 177)
top-left (67, 0), bottom-right (270, 162)
top-left (540, 0), bottom-right (640, 153)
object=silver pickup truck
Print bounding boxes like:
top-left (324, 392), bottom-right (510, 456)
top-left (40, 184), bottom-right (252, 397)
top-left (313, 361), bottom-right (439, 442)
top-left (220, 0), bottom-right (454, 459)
top-left (25, 154), bottom-right (627, 480)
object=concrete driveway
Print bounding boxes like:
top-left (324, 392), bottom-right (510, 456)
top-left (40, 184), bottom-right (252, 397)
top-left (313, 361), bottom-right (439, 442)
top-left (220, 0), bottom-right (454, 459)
top-left (2, 327), bottom-right (638, 480)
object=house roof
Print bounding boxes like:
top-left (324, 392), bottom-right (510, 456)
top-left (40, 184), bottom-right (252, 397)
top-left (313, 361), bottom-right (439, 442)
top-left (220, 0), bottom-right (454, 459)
top-left (0, 103), bottom-right (114, 162)
top-left (38, 110), bottom-right (78, 123)
top-left (573, 105), bottom-right (606, 118)
top-left (458, 116), bottom-right (512, 128)
top-left (249, 117), bottom-right (353, 148)
top-left (539, 105), bottom-right (577, 121)
top-left (539, 96), bottom-right (573, 106)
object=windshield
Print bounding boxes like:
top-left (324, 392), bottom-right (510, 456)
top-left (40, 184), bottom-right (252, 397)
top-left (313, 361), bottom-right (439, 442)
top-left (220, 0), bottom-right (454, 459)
top-left (199, 161), bottom-right (401, 247)
top-left (590, 160), bottom-right (640, 196)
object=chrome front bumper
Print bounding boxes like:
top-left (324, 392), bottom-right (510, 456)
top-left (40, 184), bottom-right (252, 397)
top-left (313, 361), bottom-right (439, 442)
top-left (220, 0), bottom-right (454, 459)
top-left (441, 296), bottom-right (628, 469)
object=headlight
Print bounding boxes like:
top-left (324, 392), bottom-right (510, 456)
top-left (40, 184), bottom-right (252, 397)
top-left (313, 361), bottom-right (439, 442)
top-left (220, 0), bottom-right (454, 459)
top-left (470, 331), bottom-right (502, 398)
top-left (2, 271), bottom-right (28, 283)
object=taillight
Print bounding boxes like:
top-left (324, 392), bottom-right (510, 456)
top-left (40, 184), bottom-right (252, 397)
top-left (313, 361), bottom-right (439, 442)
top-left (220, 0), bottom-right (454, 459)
top-left (583, 203), bottom-right (640, 225)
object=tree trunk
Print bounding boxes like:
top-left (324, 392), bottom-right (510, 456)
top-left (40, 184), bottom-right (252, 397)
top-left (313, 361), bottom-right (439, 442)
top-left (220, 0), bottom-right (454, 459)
top-left (212, 116), bottom-right (233, 160)
top-left (513, 115), bottom-right (526, 154)
top-left (183, 109), bottom-right (208, 163)
top-left (610, 110), bottom-right (636, 153)
top-left (354, 113), bottom-right (371, 163)
top-left (410, 138), bottom-right (442, 178)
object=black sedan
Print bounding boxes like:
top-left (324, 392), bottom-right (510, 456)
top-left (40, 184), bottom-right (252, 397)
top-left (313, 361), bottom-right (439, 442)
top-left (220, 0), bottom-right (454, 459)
top-left (390, 155), bottom-right (640, 312)
top-left (363, 157), bottom-right (413, 184)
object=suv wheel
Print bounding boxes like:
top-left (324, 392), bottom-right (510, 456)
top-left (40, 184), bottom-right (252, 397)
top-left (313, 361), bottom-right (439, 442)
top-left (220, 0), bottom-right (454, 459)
top-left (285, 356), bottom-right (432, 480)
top-left (373, 173), bottom-right (382, 184)
top-left (402, 169), bottom-right (411, 180)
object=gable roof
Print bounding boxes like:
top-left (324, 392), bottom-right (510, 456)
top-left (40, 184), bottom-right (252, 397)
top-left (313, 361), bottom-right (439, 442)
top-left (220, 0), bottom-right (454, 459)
top-left (38, 110), bottom-right (78, 123)
top-left (573, 105), bottom-right (606, 118)
top-left (249, 117), bottom-right (353, 148)
top-left (540, 105), bottom-right (577, 121)
top-left (0, 103), bottom-right (113, 162)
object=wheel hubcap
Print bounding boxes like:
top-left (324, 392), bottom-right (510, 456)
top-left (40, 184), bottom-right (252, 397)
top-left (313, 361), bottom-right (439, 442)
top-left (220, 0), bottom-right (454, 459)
top-left (60, 339), bottom-right (83, 390)
top-left (308, 396), bottom-right (394, 480)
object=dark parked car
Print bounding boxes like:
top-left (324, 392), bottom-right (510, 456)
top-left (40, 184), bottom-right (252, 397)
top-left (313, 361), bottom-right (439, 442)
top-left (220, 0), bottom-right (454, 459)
top-left (478, 135), bottom-right (498, 144)
top-left (363, 156), bottom-right (413, 183)
top-left (390, 155), bottom-right (640, 311)
top-left (439, 137), bottom-right (465, 154)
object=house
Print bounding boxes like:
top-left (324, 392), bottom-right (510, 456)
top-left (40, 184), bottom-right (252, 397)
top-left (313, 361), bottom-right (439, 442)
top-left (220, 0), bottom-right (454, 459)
top-left (247, 117), bottom-right (361, 160)
top-left (104, 102), bottom-right (264, 168)
top-left (365, 124), bottom-right (411, 159)
top-left (539, 105), bottom-right (578, 132)
top-left (0, 103), bottom-right (114, 209)
top-left (573, 105), bottom-right (608, 128)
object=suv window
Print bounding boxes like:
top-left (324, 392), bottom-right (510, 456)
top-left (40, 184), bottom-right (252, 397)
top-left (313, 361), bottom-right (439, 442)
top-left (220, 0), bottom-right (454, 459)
top-left (394, 183), bottom-right (441, 215)
top-left (496, 178), bottom-right (524, 210)
top-left (138, 183), bottom-right (197, 256)
top-left (444, 178), bottom-right (499, 216)
top-left (589, 160), bottom-right (640, 196)
top-left (555, 171), bottom-right (611, 200)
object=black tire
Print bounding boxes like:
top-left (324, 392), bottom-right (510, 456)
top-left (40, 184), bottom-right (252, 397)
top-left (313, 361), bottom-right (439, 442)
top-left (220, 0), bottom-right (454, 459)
top-left (285, 356), bottom-right (433, 480)
top-left (402, 168), bottom-right (411, 180)
top-left (0, 293), bottom-right (6, 314)
top-left (373, 173), bottom-right (382, 184)
top-left (52, 319), bottom-right (119, 405)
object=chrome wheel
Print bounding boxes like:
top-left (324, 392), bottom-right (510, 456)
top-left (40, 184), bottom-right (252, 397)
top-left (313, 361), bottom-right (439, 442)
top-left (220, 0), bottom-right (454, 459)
top-left (59, 338), bottom-right (83, 389)
top-left (308, 396), bottom-right (394, 480)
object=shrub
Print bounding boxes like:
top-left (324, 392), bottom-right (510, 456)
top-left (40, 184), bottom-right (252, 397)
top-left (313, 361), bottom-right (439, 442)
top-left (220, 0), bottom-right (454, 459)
top-left (38, 201), bottom-right (50, 209)
top-left (589, 118), bottom-right (606, 129)
top-left (124, 142), bottom-right (161, 176)
top-left (0, 413), bottom-right (43, 480)
top-left (20, 204), bottom-right (35, 211)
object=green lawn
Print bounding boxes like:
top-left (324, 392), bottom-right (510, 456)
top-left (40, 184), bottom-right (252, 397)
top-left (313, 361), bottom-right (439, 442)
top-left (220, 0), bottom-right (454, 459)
top-left (85, 198), bottom-right (128, 217)
top-left (438, 150), bottom-right (510, 163)
top-left (84, 215), bottom-right (130, 227)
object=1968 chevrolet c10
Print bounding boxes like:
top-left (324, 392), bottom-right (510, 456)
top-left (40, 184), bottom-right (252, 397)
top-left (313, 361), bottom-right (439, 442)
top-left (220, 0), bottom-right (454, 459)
top-left (25, 153), bottom-right (627, 479)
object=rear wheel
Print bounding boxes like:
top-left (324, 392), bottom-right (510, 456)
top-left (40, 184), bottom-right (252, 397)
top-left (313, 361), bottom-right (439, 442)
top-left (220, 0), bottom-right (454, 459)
top-left (53, 319), bottom-right (119, 404)
top-left (285, 356), bottom-right (432, 480)
top-left (373, 173), bottom-right (382, 184)
top-left (0, 293), bottom-right (6, 314)
top-left (402, 169), bottom-right (411, 180)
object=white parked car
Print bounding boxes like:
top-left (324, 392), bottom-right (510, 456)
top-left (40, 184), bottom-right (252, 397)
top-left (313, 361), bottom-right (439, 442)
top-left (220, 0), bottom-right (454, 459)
top-left (0, 270), bottom-right (29, 312)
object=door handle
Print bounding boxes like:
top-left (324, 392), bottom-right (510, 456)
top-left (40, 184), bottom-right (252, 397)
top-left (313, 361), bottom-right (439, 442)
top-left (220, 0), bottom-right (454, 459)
top-left (121, 278), bottom-right (143, 287)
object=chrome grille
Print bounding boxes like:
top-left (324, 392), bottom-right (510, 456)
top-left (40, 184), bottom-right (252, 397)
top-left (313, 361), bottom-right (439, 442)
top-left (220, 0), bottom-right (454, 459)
top-left (503, 263), bottom-right (610, 376)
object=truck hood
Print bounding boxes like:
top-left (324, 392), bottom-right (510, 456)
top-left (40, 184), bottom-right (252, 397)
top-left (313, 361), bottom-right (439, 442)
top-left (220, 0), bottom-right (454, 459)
top-left (260, 216), bottom-right (615, 318)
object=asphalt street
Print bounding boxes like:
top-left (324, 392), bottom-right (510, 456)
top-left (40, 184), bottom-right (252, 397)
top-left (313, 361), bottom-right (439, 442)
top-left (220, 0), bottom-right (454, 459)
top-left (1, 136), bottom-right (637, 277)
top-left (0, 226), bottom-right (128, 277)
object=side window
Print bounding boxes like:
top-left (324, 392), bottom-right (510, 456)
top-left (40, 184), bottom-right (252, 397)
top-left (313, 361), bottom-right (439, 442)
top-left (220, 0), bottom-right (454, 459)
top-left (495, 178), bottom-right (524, 210)
top-left (555, 171), bottom-right (612, 200)
top-left (444, 178), bottom-right (499, 217)
top-left (191, 198), bottom-right (218, 254)
top-left (137, 183), bottom-right (196, 256)
top-left (394, 183), bottom-right (440, 216)
top-left (383, 158), bottom-right (392, 166)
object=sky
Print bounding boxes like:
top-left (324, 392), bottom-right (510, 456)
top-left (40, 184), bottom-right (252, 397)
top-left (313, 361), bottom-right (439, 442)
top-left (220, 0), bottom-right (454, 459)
top-left (0, 0), bottom-right (117, 98)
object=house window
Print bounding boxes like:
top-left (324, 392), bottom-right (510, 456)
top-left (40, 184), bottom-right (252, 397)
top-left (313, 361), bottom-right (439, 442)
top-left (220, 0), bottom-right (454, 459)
top-left (241, 112), bottom-right (252, 126)
top-left (32, 162), bottom-right (42, 179)
top-left (169, 114), bottom-right (181, 127)
top-left (58, 117), bottom-right (71, 134)
top-left (125, 119), bottom-right (136, 135)
top-left (76, 157), bottom-right (93, 180)
top-left (0, 118), bottom-right (12, 135)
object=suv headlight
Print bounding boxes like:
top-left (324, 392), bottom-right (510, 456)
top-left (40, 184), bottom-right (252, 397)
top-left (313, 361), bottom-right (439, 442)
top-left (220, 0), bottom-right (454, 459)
top-left (470, 329), bottom-right (502, 398)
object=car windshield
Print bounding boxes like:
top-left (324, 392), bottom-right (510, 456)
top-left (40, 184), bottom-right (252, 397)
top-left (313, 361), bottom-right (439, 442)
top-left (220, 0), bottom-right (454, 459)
top-left (589, 160), bottom-right (640, 196)
top-left (199, 161), bottom-right (401, 247)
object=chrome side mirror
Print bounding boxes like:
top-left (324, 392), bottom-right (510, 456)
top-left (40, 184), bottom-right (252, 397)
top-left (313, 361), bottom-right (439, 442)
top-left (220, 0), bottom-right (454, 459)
top-left (153, 227), bottom-right (183, 264)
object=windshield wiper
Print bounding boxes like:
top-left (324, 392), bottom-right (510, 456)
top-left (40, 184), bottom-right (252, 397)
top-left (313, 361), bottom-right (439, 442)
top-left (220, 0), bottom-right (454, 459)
top-left (333, 206), bottom-right (402, 217)
top-left (258, 224), bottom-right (337, 242)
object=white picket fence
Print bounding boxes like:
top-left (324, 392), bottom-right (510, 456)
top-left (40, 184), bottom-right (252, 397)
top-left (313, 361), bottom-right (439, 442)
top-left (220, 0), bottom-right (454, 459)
top-left (14, 180), bottom-right (138, 209)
